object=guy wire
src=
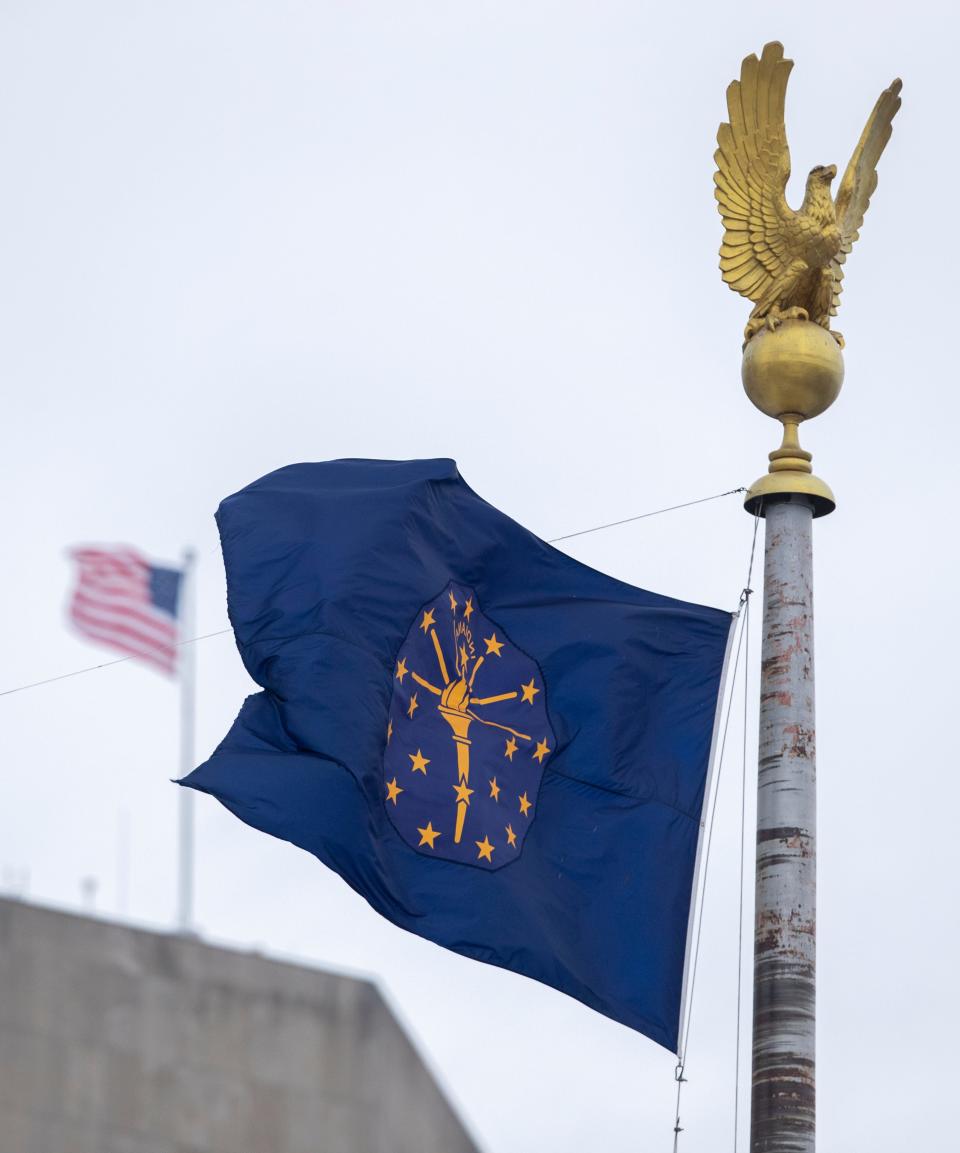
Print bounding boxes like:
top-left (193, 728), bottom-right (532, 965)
top-left (0, 629), bottom-right (233, 698)
top-left (548, 487), bottom-right (746, 543)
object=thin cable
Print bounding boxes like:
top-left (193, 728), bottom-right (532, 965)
top-left (733, 593), bottom-right (751, 1150)
top-left (743, 500), bottom-right (762, 599)
top-left (180, 628), bottom-right (232, 646)
top-left (733, 507), bottom-right (760, 1150)
top-left (1, 487), bottom-right (746, 701)
top-left (672, 1063), bottom-right (687, 1153)
top-left (671, 611), bottom-right (746, 1151)
top-left (678, 602), bottom-right (748, 1063)
top-left (548, 487), bottom-right (745, 543)
top-left (672, 513), bottom-right (761, 1151)
top-left (0, 629), bottom-right (232, 698)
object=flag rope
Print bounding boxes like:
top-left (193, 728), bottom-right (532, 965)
top-left (0, 484), bottom-right (746, 700)
top-left (671, 504), bottom-right (760, 1151)
top-left (733, 505), bottom-right (761, 1151)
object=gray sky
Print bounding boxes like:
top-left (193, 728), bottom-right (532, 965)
top-left (2, 3), bottom-right (956, 1150)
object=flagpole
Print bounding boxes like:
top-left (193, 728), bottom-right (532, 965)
top-left (177, 548), bottom-right (196, 934)
top-left (741, 322), bottom-right (840, 1152)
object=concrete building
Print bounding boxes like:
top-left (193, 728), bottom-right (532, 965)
top-left (0, 897), bottom-right (481, 1153)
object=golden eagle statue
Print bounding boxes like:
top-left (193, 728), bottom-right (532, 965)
top-left (716, 42), bottom-right (901, 347)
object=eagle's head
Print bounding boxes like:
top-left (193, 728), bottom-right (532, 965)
top-left (807, 164), bottom-right (837, 187)
top-left (803, 165), bottom-right (838, 218)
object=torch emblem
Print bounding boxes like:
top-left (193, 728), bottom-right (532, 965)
top-left (383, 582), bottom-right (554, 870)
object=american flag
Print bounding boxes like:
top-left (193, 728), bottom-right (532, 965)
top-left (69, 546), bottom-right (183, 675)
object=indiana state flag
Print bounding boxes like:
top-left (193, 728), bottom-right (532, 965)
top-left (184, 459), bottom-right (734, 1052)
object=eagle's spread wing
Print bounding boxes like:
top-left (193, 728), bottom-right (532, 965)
top-left (829, 78), bottom-right (902, 316)
top-left (715, 42), bottom-right (796, 303)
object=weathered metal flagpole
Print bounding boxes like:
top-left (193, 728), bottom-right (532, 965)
top-left (177, 548), bottom-right (197, 933)
top-left (741, 326), bottom-right (836, 1151)
top-left (714, 41), bottom-right (901, 1152)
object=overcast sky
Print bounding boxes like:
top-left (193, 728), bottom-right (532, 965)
top-left (2, 3), bottom-right (957, 1150)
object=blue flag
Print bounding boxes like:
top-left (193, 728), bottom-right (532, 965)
top-left (184, 459), bottom-right (733, 1051)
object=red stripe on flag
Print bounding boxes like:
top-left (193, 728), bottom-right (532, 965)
top-left (71, 591), bottom-right (175, 640)
top-left (70, 604), bottom-right (177, 660)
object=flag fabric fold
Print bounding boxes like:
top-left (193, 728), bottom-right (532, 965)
top-left (184, 458), bottom-right (733, 1051)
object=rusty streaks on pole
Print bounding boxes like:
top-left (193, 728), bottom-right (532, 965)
top-left (751, 499), bottom-right (816, 1153)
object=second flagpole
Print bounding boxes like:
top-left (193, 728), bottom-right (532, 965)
top-left (177, 547), bottom-right (196, 933)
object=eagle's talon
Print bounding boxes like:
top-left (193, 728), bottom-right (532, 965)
top-left (743, 316), bottom-right (767, 344)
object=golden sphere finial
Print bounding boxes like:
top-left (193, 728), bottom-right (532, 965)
top-left (742, 321), bottom-right (842, 517)
top-left (743, 320), bottom-right (844, 422)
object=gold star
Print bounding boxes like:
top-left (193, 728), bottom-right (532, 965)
top-left (463, 597), bottom-right (474, 621)
top-left (409, 748), bottom-right (430, 774)
top-left (520, 678), bottom-right (539, 704)
top-left (418, 821), bottom-right (441, 848)
top-left (475, 835), bottom-right (494, 862)
top-left (407, 693), bottom-right (419, 719)
top-left (448, 590), bottom-right (458, 612)
top-left (459, 645), bottom-right (468, 669)
top-left (484, 633), bottom-right (505, 657)
top-left (532, 738), bottom-right (550, 764)
top-left (505, 824), bottom-right (517, 848)
top-left (420, 608), bottom-right (436, 633)
top-left (453, 782), bottom-right (474, 805)
top-left (489, 777), bottom-right (500, 801)
top-left (504, 737), bottom-right (518, 761)
top-left (387, 718), bottom-right (393, 744)
top-left (396, 658), bottom-right (409, 683)
top-left (519, 792), bottom-right (532, 817)
top-left (385, 777), bottom-right (403, 805)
